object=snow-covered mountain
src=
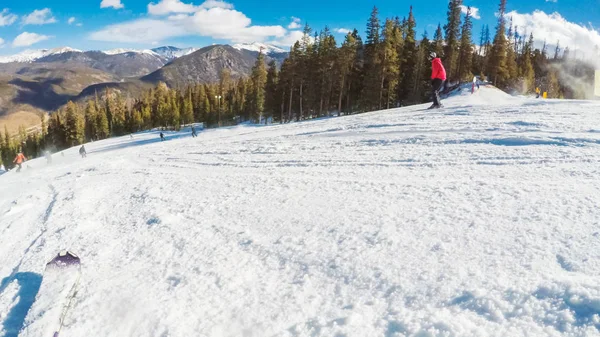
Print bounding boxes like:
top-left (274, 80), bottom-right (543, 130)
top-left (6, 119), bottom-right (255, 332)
top-left (2, 86), bottom-right (600, 336)
top-left (0, 43), bottom-right (289, 65)
top-left (102, 48), bottom-right (160, 56)
top-left (0, 47), bottom-right (82, 63)
top-left (151, 46), bottom-right (199, 61)
top-left (233, 42), bottom-right (287, 54)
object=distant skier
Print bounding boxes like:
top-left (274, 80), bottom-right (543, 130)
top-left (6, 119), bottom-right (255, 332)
top-left (79, 145), bottom-right (87, 158)
top-left (45, 151), bottom-right (52, 164)
top-left (191, 126), bottom-right (198, 138)
top-left (429, 52), bottom-right (447, 109)
top-left (536, 87), bottom-right (541, 99)
top-left (13, 150), bottom-right (27, 173)
top-left (130, 134), bottom-right (134, 139)
top-left (160, 132), bottom-right (165, 141)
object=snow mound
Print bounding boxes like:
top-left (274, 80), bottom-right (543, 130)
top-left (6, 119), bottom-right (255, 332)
top-left (1, 91), bottom-right (600, 336)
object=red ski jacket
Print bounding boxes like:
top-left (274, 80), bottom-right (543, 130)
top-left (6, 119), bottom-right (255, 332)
top-left (13, 153), bottom-right (26, 164)
top-left (431, 58), bottom-right (447, 80)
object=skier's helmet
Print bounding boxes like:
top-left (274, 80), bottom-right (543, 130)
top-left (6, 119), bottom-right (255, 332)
top-left (429, 52), bottom-right (437, 60)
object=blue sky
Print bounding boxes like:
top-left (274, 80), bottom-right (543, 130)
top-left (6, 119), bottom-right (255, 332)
top-left (0, 0), bottom-right (599, 56)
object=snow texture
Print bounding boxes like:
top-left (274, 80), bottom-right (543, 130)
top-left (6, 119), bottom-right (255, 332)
top-left (19, 254), bottom-right (80, 337)
top-left (1, 85), bottom-right (600, 337)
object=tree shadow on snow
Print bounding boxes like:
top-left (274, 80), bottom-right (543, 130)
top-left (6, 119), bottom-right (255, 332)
top-left (0, 272), bottom-right (43, 337)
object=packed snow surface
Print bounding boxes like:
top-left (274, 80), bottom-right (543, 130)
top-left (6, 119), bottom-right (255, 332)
top-left (1, 85), bottom-right (600, 337)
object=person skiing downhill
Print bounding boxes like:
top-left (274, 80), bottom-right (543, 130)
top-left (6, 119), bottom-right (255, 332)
top-left (13, 151), bottom-right (27, 172)
top-left (160, 132), bottom-right (165, 141)
top-left (79, 145), bottom-right (87, 158)
top-left (191, 126), bottom-right (198, 138)
top-left (429, 52), bottom-right (447, 109)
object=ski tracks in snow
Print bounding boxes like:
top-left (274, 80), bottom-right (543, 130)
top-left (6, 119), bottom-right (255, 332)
top-left (1, 87), bottom-right (600, 336)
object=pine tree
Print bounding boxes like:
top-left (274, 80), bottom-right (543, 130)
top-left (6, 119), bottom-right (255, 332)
top-left (265, 60), bottom-right (279, 122)
top-left (433, 24), bottom-right (444, 57)
top-left (336, 32), bottom-right (359, 114)
top-left (278, 58), bottom-right (293, 122)
top-left (348, 29), bottom-right (364, 114)
top-left (64, 101), bottom-right (83, 147)
top-left (505, 19), bottom-right (519, 89)
top-left (520, 33), bottom-right (535, 93)
top-left (96, 103), bottom-right (110, 140)
top-left (414, 32), bottom-right (434, 102)
top-left (297, 24), bottom-right (313, 120)
top-left (380, 18), bottom-right (401, 108)
top-left (488, 0), bottom-right (509, 87)
top-left (84, 100), bottom-right (97, 141)
top-left (104, 88), bottom-right (113, 134)
top-left (182, 91), bottom-right (194, 125)
top-left (444, 0), bottom-right (463, 80)
top-left (457, 6), bottom-right (474, 81)
top-left (249, 51), bottom-right (268, 123)
top-left (364, 6), bottom-right (383, 110)
top-left (399, 7), bottom-right (417, 104)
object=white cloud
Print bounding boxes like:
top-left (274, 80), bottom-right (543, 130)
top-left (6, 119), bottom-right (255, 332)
top-left (76, 23), bottom-right (83, 27)
top-left (22, 8), bottom-right (57, 25)
top-left (91, 0), bottom-right (291, 45)
top-left (149, 0), bottom-right (197, 15)
top-left (509, 10), bottom-right (600, 61)
top-left (0, 38), bottom-right (4, 47)
top-left (270, 30), bottom-right (305, 47)
top-left (89, 19), bottom-right (186, 43)
top-left (199, 0), bottom-right (233, 9)
top-left (101, 0), bottom-right (124, 9)
top-left (149, 0), bottom-right (233, 15)
top-left (288, 17), bottom-right (301, 29)
top-left (546, 0), bottom-right (558, 2)
top-left (13, 32), bottom-right (51, 47)
top-left (68, 17), bottom-right (76, 25)
top-left (334, 28), bottom-right (351, 34)
top-left (0, 9), bottom-right (18, 27)
top-left (460, 5), bottom-right (481, 20)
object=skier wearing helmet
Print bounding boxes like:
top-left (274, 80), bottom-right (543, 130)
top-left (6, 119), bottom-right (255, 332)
top-left (429, 52), bottom-right (447, 109)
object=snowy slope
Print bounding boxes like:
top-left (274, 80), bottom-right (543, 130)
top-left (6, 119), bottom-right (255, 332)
top-left (2, 85), bottom-right (600, 337)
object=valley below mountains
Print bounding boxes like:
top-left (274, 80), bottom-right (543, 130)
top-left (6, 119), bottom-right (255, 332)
top-left (0, 43), bottom-right (288, 134)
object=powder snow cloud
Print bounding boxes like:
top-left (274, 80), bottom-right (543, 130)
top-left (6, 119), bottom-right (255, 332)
top-left (91, 0), bottom-right (302, 46)
top-left (509, 10), bottom-right (600, 61)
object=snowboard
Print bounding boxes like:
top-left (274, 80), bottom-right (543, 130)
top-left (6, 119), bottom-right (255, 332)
top-left (20, 251), bottom-right (81, 337)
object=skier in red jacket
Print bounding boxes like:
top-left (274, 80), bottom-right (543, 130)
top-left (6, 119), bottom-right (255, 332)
top-left (13, 151), bottom-right (27, 173)
top-left (429, 52), bottom-right (447, 109)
